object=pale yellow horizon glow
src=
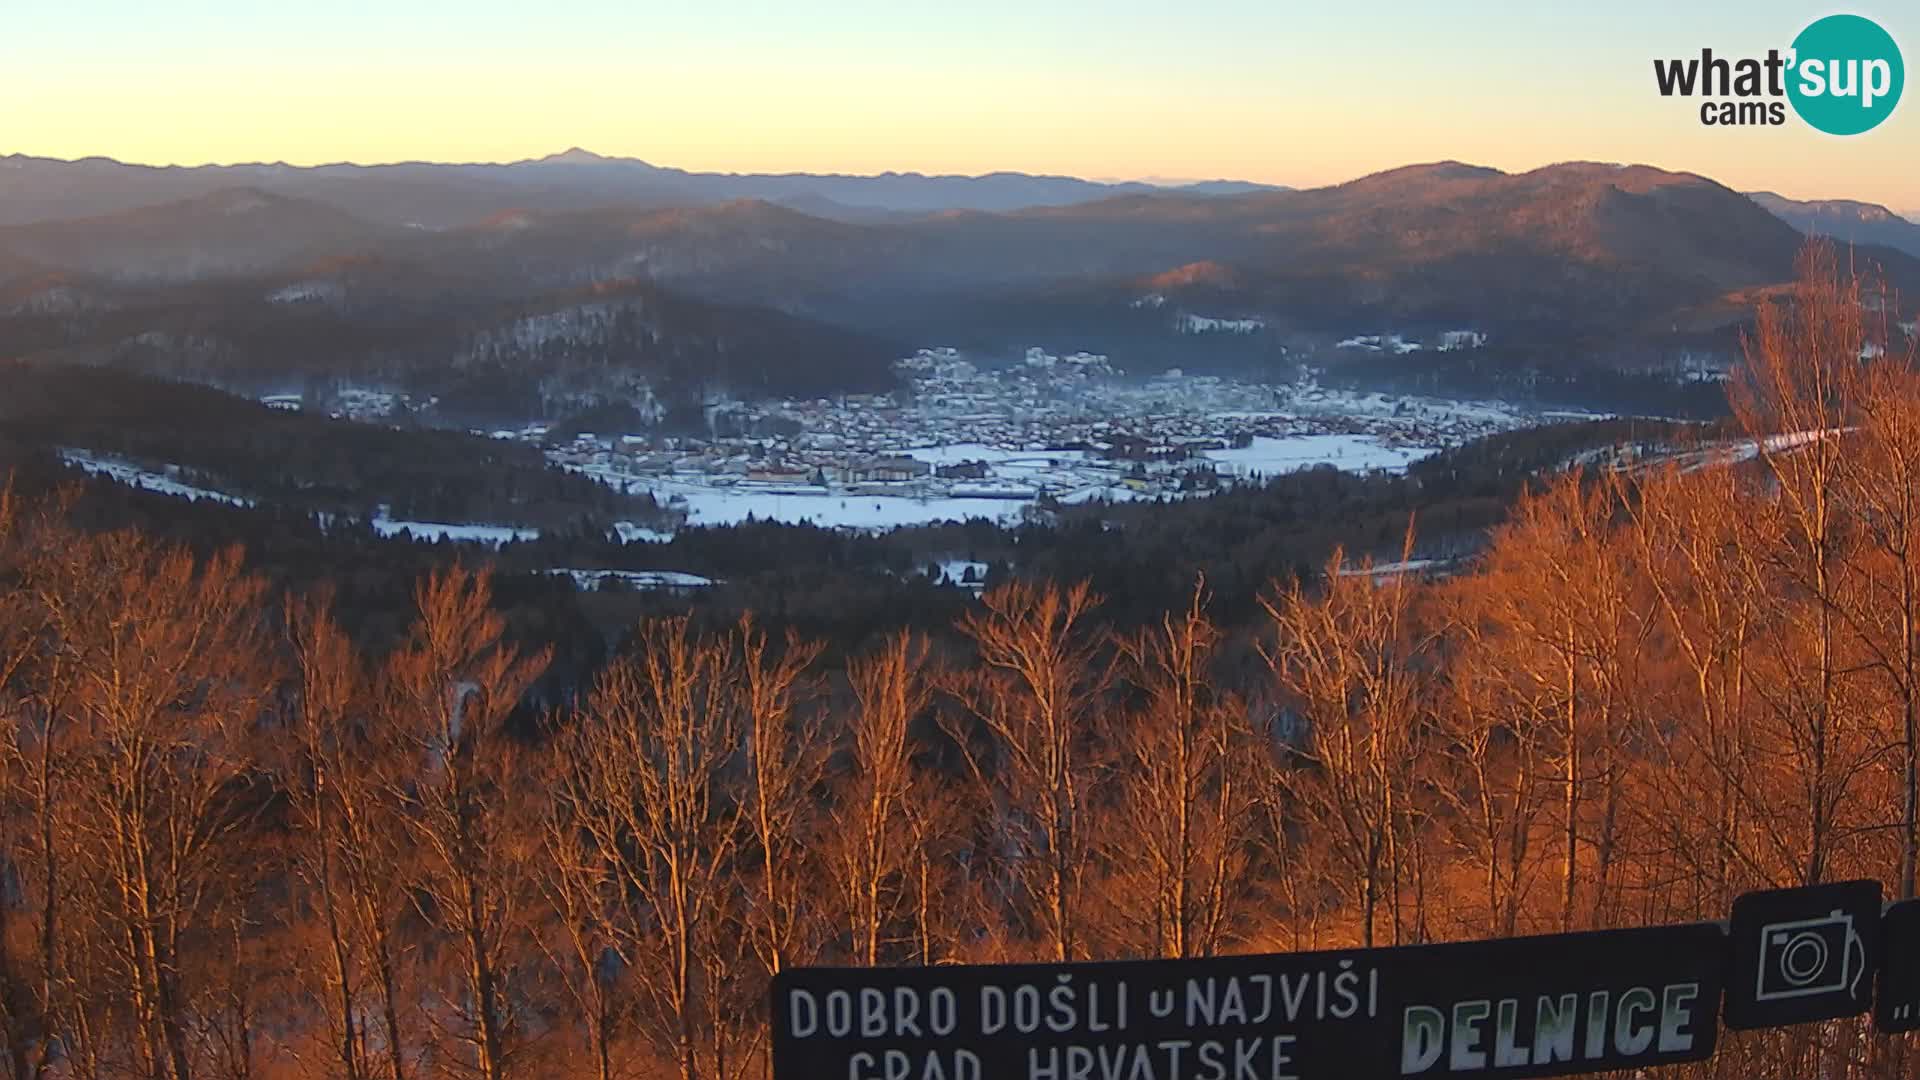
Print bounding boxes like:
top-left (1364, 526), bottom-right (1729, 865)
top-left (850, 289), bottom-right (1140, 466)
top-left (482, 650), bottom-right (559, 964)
top-left (6, 0), bottom-right (1918, 210)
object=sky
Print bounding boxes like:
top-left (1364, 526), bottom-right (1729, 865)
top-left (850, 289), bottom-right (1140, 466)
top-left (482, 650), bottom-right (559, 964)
top-left (6, 0), bottom-right (1918, 210)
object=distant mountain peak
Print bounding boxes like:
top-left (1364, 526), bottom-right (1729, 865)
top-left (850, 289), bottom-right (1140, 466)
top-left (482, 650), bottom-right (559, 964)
top-left (1362, 160), bottom-right (1504, 182)
top-left (544, 147), bottom-right (614, 164)
top-left (1334, 161), bottom-right (1507, 194)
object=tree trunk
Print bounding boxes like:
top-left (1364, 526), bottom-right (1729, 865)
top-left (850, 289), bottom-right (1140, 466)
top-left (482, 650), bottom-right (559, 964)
top-left (1562, 631), bottom-right (1579, 931)
top-left (465, 885), bottom-right (504, 1080)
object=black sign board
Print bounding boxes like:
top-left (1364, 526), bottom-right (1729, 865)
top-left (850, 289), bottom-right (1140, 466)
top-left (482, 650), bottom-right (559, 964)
top-left (772, 923), bottom-right (1725, 1080)
top-left (1877, 899), bottom-right (1920, 1032)
top-left (1725, 879), bottom-right (1881, 1030)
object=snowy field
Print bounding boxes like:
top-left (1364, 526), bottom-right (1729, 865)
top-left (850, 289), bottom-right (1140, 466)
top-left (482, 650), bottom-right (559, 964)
top-left (650, 480), bottom-right (1035, 530)
top-left (1201, 434), bottom-right (1432, 477)
top-left (565, 427), bottom-right (1455, 533)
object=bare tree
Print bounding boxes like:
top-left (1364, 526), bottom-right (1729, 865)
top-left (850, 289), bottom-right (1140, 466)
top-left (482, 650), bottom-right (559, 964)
top-left (1429, 581), bottom-right (1552, 937)
top-left (1111, 578), bottom-right (1253, 957)
top-left (1839, 335), bottom-right (1920, 898)
top-left (734, 617), bottom-right (824, 979)
top-left (1731, 242), bottom-right (1872, 886)
top-left (1627, 462), bottom-right (1777, 903)
top-left (833, 632), bottom-right (932, 966)
top-left (535, 774), bottom-right (625, 1080)
top-left (566, 617), bottom-right (738, 1080)
top-left (1262, 547), bottom-right (1428, 948)
top-left (947, 581), bottom-right (1107, 962)
top-left (1468, 473), bottom-right (1651, 927)
top-left (43, 535), bottom-right (272, 1080)
top-left (0, 489), bottom-right (66, 1080)
top-left (282, 589), bottom-right (420, 1080)
top-left (382, 566), bottom-right (549, 1080)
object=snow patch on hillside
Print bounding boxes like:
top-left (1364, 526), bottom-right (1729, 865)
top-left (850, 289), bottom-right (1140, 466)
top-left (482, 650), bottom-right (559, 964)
top-left (1178, 314), bottom-right (1264, 335)
top-left (268, 281), bottom-right (345, 304)
top-left (549, 569), bottom-right (713, 591)
top-left (59, 450), bottom-right (253, 506)
top-left (613, 521), bottom-right (676, 544)
top-left (930, 559), bottom-right (990, 589)
top-left (1337, 334), bottom-right (1422, 354)
top-left (1338, 558), bottom-right (1445, 578)
top-left (370, 516), bottom-right (538, 545)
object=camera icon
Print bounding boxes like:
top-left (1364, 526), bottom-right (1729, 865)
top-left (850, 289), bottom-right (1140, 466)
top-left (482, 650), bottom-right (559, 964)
top-left (1755, 910), bottom-right (1866, 1002)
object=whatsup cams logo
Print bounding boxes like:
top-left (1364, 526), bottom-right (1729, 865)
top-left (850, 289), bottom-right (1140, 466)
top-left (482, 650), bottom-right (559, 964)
top-left (1653, 13), bottom-right (1904, 133)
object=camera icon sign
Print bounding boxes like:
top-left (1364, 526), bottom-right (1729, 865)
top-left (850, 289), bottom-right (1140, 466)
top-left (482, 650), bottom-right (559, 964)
top-left (1725, 879), bottom-right (1881, 1030)
top-left (1755, 910), bottom-right (1865, 1002)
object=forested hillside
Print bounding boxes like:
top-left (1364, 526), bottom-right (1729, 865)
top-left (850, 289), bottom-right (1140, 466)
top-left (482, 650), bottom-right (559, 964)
top-left (3, 249), bottom-right (1920, 1080)
top-left (0, 364), bottom-right (670, 532)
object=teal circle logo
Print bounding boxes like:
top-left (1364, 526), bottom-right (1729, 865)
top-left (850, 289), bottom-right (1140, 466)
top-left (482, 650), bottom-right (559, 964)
top-left (1787, 14), bottom-right (1904, 135)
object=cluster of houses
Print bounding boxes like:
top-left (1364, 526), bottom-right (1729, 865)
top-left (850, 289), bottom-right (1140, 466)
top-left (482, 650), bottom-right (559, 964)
top-left (740, 456), bottom-right (932, 486)
top-left (530, 344), bottom-right (1540, 517)
top-left (548, 437), bottom-right (938, 488)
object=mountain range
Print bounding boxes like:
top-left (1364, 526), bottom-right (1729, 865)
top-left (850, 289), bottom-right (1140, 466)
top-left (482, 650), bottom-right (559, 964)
top-left (1746, 191), bottom-right (1920, 260)
top-left (0, 148), bottom-right (1288, 229)
top-left (2, 152), bottom-right (1916, 418)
